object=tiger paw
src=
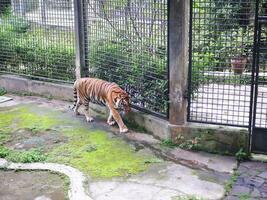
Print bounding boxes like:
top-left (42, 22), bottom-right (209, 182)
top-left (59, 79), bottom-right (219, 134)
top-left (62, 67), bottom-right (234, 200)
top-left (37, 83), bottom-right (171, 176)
top-left (75, 111), bottom-right (81, 116)
top-left (86, 116), bottom-right (94, 122)
top-left (107, 121), bottom-right (116, 126)
top-left (120, 127), bottom-right (129, 133)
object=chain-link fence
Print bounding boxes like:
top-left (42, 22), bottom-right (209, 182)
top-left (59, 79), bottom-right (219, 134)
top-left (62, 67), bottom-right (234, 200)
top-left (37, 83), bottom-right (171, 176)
top-left (0, 0), bottom-right (75, 82)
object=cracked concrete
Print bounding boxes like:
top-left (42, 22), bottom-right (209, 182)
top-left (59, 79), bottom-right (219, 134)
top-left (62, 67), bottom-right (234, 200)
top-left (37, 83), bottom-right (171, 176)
top-left (89, 162), bottom-right (225, 200)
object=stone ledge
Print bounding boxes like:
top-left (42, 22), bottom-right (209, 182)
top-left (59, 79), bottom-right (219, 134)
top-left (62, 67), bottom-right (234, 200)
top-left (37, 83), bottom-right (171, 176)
top-left (169, 123), bottom-right (249, 155)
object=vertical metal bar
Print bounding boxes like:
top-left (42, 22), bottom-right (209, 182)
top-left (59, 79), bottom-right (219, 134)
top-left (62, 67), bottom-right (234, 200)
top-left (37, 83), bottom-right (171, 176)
top-left (74, 0), bottom-right (88, 79)
top-left (249, 0), bottom-right (260, 153)
top-left (167, 0), bottom-right (170, 120)
top-left (39, 0), bottom-right (47, 25)
top-left (187, 0), bottom-right (193, 122)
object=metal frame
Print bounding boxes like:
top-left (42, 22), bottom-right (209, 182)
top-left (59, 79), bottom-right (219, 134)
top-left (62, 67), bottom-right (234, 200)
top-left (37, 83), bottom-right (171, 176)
top-left (74, 0), bottom-right (88, 78)
top-left (251, 5), bottom-right (267, 153)
top-left (188, 0), bottom-right (260, 128)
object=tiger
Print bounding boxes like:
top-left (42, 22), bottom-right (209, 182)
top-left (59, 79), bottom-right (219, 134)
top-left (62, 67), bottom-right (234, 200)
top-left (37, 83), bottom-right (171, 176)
top-left (72, 77), bottom-right (131, 133)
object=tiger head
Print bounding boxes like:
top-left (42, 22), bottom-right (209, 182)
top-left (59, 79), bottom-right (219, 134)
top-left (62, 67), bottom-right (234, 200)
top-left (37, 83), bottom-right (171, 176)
top-left (112, 89), bottom-right (131, 113)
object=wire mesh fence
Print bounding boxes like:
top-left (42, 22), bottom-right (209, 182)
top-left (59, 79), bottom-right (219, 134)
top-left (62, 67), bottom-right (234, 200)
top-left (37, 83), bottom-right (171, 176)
top-left (188, 0), bottom-right (259, 127)
top-left (0, 0), bottom-right (76, 82)
top-left (0, 0), bottom-right (168, 117)
top-left (86, 0), bottom-right (168, 117)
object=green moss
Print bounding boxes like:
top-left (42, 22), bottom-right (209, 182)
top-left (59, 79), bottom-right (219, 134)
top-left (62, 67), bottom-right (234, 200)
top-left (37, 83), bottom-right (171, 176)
top-left (0, 106), bottom-right (68, 139)
top-left (48, 128), bottom-right (152, 178)
top-left (0, 104), bottom-right (154, 178)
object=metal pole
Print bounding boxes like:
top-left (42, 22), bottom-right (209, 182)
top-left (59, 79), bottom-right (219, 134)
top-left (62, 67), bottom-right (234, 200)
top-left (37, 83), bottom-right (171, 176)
top-left (168, 0), bottom-right (189, 125)
top-left (74, 0), bottom-right (88, 79)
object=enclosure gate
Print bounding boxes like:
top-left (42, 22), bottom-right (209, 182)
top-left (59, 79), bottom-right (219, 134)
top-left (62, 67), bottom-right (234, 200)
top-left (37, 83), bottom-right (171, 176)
top-left (251, 14), bottom-right (267, 154)
top-left (188, 0), bottom-right (267, 153)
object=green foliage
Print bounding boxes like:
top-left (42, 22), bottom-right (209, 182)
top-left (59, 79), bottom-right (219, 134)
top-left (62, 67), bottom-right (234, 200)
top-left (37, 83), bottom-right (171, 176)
top-left (0, 13), bottom-right (75, 81)
top-left (0, 87), bottom-right (6, 96)
top-left (0, 145), bottom-right (10, 157)
top-left (190, 1), bottom-right (256, 95)
top-left (0, 145), bottom-right (46, 163)
top-left (6, 149), bottom-right (47, 163)
top-left (235, 148), bottom-right (250, 161)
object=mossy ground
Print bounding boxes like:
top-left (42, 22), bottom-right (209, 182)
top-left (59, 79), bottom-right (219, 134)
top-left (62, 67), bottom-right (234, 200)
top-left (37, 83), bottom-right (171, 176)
top-left (0, 104), bottom-right (154, 178)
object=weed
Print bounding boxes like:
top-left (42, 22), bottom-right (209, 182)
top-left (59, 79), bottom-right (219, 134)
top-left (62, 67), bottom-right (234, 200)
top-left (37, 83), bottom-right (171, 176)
top-left (0, 145), bottom-right (10, 157)
top-left (224, 170), bottom-right (239, 195)
top-left (160, 139), bottom-right (177, 148)
top-left (178, 137), bottom-right (201, 151)
top-left (236, 194), bottom-right (256, 200)
top-left (235, 148), bottom-right (250, 161)
top-left (0, 87), bottom-right (6, 96)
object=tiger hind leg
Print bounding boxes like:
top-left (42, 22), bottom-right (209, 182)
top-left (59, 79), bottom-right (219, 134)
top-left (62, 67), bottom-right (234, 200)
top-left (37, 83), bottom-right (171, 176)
top-left (73, 89), bottom-right (81, 115)
top-left (73, 99), bottom-right (81, 115)
top-left (84, 99), bottom-right (94, 122)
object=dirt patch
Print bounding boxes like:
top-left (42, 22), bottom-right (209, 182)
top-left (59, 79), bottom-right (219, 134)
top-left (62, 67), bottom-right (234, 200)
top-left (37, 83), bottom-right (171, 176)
top-left (0, 170), bottom-right (68, 200)
top-left (5, 129), bottom-right (67, 151)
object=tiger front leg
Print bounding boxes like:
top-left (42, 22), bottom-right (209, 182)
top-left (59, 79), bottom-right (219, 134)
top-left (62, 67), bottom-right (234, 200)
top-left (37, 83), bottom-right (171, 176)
top-left (107, 110), bottom-right (116, 126)
top-left (84, 101), bottom-right (94, 122)
top-left (108, 106), bottom-right (128, 133)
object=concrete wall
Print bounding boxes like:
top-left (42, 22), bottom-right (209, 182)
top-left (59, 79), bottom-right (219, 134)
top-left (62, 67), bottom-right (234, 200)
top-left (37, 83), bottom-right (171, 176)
top-left (0, 74), bottom-right (249, 155)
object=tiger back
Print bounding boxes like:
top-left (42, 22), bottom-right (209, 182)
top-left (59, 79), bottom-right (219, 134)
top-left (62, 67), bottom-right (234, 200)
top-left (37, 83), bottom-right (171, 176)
top-left (73, 78), bottom-right (131, 133)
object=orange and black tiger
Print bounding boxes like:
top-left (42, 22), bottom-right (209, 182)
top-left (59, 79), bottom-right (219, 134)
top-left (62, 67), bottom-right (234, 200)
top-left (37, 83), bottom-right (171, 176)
top-left (72, 78), bottom-right (131, 133)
